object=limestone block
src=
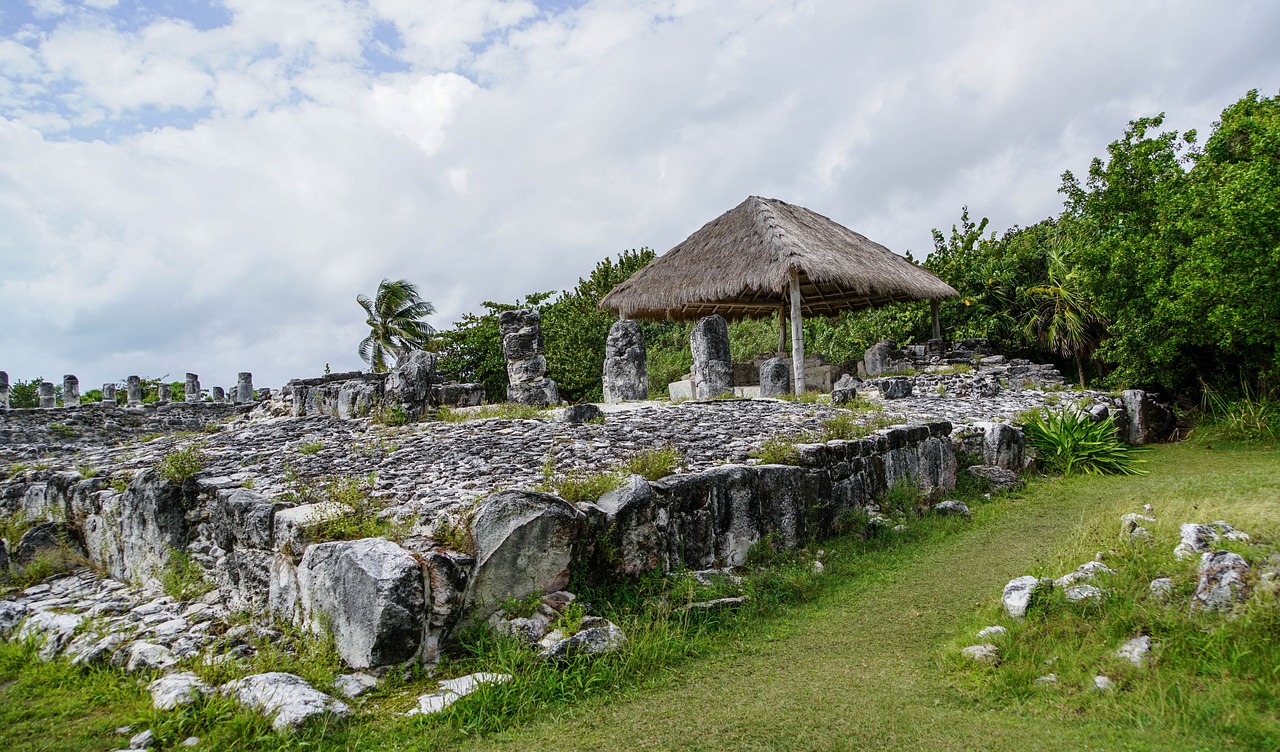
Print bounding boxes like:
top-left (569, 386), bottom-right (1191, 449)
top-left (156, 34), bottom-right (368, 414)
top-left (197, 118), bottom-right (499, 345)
top-left (1120, 389), bottom-right (1174, 445)
top-left (1174, 523), bottom-right (1219, 560)
top-left (63, 375), bottom-right (79, 406)
top-left (690, 315), bottom-right (732, 399)
top-left (552, 404), bottom-right (603, 423)
top-left (862, 340), bottom-right (895, 377)
top-left (507, 355), bottom-right (547, 384)
top-left (831, 373), bottom-right (858, 404)
top-left (507, 379), bottom-right (558, 407)
top-left (974, 422), bottom-right (1025, 471)
top-left (433, 383), bottom-right (485, 408)
top-left (539, 616), bottom-right (627, 659)
top-left (237, 373), bottom-right (254, 404)
top-left (603, 320), bottom-right (648, 403)
top-left (149, 672), bottom-right (212, 710)
top-left (878, 377), bottom-right (913, 400)
top-left (595, 475), bottom-right (662, 576)
top-left (499, 309), bottom-right (543, 362)
top-left (385, 351), bottom-right (436, 418)
top-left (297, 538), bottom-right (426, 668)
top-left (1192, 550), bottom-right (1250, 611)
top-left (758, 357), bottom-right (790, 398)
top-left (220, 672), bottom-right (350, 732)
top-left (1002, 576), bottom-right (1053, 618)
top-left (127, 375), bottom-right (142, 405)
top-left (102, 383), bottom-right (117, 403)
top-left (212, 387), bottom-right (225, 402)
top-left (0, 370), bottom-right (8, 409)
top-left (467, 490), bottom-right (584, 619)
top-left (668, 379), bottom-right (693, 401)
top-left (39, 380), bottom-right (56, 408)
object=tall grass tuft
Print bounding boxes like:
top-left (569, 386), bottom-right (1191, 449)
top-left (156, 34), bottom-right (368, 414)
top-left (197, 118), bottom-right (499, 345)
top-left (1200, 382), bottom-right (1280, 443)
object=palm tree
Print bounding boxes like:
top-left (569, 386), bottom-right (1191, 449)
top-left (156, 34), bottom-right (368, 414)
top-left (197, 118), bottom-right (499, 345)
top-left (1022, 242), bottom-right (1106, 389)
top-left (357, 279), bottom-right (437, 373)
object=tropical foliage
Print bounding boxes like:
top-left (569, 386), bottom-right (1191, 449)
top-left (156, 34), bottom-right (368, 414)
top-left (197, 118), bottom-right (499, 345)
top-left (357, 278), bottom-right (437, 373)
top-left (1020, 408), bottom-right (1146, 476)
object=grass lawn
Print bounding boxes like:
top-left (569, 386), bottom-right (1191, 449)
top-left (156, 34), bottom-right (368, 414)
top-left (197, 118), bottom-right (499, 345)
top-left (2, 441), bottom-right (1276, 750)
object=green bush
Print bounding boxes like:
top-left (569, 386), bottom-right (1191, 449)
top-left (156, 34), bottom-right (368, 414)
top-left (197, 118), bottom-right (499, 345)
top-left (749, 435), bottom-right (803, 466)
top-left (620, 447), bottom-right (681, 480)
top-left (1020, 408), bottom-right (1146, 476)
top-left (1200, 383), bottom-right (1280, 443)
top-left (156, 445), bottom-right (206, 482)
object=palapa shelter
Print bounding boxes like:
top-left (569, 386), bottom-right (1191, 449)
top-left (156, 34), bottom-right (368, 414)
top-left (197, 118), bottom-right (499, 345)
top-left (600, 196), bottom-right (958, 394)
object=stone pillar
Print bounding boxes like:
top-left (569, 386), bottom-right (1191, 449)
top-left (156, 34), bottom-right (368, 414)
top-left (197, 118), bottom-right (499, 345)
top-left (185, 373), bottom-right (200, 403)
top-left (237, 372), bottom-right (253, 404)
top-left (258, 387), bottom-right (272, 401)
top-left (690, 315), bottom-right (732, 399)
top-left (500, 309), bottom-right (559, 407)
top-left (602, 320), bottom-right (647, 403)
top-left (0, 371), bottom-right (8, 410)
top-left (62, 375), bottom-right (79, 407)
top-left (212, 386), bottom-right (225, 402)
top-left (758, 357), bottom-right (790, 398)
top-left (39, 381), bottom-right (56, 409)
top-left (127, 375), bottom-right (142, 405)
top-left (102, 383), bottom-right (117, 404)
top-left (157, 380), bottom-right (170, 403)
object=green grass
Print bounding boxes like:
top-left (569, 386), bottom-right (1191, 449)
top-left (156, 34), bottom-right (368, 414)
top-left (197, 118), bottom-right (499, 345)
top-left (619, 447), bottom-right (681, 481)
top-left (3, 443), bottom-right (1276, 750)
top-left (296, 440), bottom-right (325, 455)
top-left (297, 473), bottom-right (401, 542)
top-left (158, 550), bottom-right (214, 601)
top-left (436, 404), bottom-right (548, 423)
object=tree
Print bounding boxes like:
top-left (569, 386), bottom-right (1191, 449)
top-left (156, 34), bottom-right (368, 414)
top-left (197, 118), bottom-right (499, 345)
top-left (1022, 240), bottom-right (1105, 388)
top-left (357, 279), bottom-right (437, 373)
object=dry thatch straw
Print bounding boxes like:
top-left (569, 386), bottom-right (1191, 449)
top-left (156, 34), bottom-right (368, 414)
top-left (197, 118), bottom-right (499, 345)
top-left (600, 196), bottom-right (958, 321)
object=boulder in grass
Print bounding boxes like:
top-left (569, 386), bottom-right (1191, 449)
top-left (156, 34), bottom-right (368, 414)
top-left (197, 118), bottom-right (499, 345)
top-left (961, 644), bottom-right (999, 664)
top-left (1114, 635), bottom-right (1151, 667)
top-left (1174, 523), bottom-right (1219, 560)
top-left (1191, 550), bottom-right (1251, 611)
top-left (404, 672), bottom-right (512, 717)
top-left (538, 617), bottom-right (627, 660)
top-left (1002, 576), bottom-right (1053, 618)
top-left (933, 500), bottom-right (971, 518)
top-left (149, 672), bottom-right (212, 710)
top-left (221, 672), bottom-right (350, 732)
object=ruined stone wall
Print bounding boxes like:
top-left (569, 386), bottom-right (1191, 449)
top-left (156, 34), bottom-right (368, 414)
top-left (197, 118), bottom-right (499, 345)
top-left (0, 402), bottom-right (248, 463)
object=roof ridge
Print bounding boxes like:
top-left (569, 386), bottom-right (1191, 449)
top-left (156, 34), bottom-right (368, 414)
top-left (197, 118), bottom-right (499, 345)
top-left (748, 197), bottom-right (797, 279)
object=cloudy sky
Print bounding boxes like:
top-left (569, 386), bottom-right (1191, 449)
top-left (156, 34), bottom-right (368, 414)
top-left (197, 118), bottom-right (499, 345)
top-left (2, 0), bottom-right (1277, 391)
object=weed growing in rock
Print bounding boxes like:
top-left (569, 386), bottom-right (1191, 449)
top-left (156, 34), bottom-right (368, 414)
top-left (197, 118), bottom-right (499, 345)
top-left (498, 592), bottom-right (544, 619)
top-left (373, 402), bottom-right (409, 427)
top-left (537, 469), bottom-right (624, 503)
top-left (749, 435), bottom-right (803, 465)
top-left (777, 391), bottom-right (828, 404)
top-left (932, 364), bottom-right (974, 375)
top-left (159, 550), bottom-right (213, 601)
top-left (880, 478), bottom-right (924, 514)
top-left (620, 446), bottom-right (681, 480)
top-left (300, 473), bottom-right (401, 542)
top-left (76, 466), bottom-right (99, 479)
top-left (1020, 408), bottom-right (1146, 476)
top-left (818, 410), bottom-right (894, 441)
top-left (436, 404), bottom-right (548, 423)
top-left (434, 515), bottom-right (474, 553)
top-left (156, 444), bottom-right (206, 482)
top-left (109, 477), bottom-right (129, 494)
top-left (200, 422), bottom-right (225, 434)
top-left (296, 441), bottom-right (324, 455)
top-left (48, 423), bottom-right (77, 439)
top-left (0, 513), bottom-right (34, 548)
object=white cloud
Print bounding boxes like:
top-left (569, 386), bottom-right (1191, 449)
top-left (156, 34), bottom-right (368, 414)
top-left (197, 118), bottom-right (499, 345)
top-left (1, 0), bottom-right (1278, 391)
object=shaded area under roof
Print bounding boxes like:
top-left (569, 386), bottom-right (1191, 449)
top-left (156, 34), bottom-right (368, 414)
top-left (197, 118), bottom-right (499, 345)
top-left (600, 196), bottom-right (958, 321)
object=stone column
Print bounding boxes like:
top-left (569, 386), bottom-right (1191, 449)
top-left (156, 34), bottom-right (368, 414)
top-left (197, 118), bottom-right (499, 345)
top-left (500, 309), bottom-right (559, 407)
top-left (237, 372), bottom-right (253, 404)
top-left (758, 357), bottom-right (790, 398)
top-left (212, 386), bottom-right (225, 402)
top-left (185, 373), bottom-right (201, 403)
top-left (39, 381), bottom-right (56, 409)
top-left (0, 371), bottom-right (8, 410)
top-left (690, 315), bottom-right (732, 399)
top-left (62, 375), bottom-right (79, 407)
top-left (602, 320), bottom-right (647, 403)
top-left (257, 387), bottom-right (272, 401)
top-left (102, 383), bottom-right (117, 403)
top-left (127, 375), bottom-right (142, 405)
top-left (157, 380), bottom-right (170, 403)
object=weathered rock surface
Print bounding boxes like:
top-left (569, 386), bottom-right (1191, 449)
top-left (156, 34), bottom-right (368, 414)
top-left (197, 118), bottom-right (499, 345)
top-left (149, 672), bottom-right (212, 710)
top-left (467, 491), bottom-right (584, 619)
top-left (966, 465), bottom-right (1022, 491)
top-left (1120, 389), bottom-right (1174, 445)
top-left (221, 672), bottom-right (350, 732)
top-left (690, 315), bottom-right (732, 399)
top-left (603, 320), bottom-right (648, 403)
top-left (405, 672), bottom-right (512, 716)
top-left (1002, 576), bottom-right (1053, 618)
top-left (539, 616), bottom-right (627, 659)
top-left (961, 644), bottom-right (999, 663)
top-left (332, 672), bottom-right (379, 699)
top-left (297, 538), bottom-right (426, 668)
top-left (877, 378), bottom-right (913, 400)
top-left (758, 358), bottom-right (791, 398)
top-left (831, 373), bottom-right (858, 405)
top-left (975, 625), bottom-right (1006, 640)
top-left (1115, 635), bottom-right (1151, 666)
top-left (1192, 550), bottom-right (1251, 611)
top-left (933, 500), bottom-right (971, 517)
top-left (1175, 523), bottom-right (1220, 560)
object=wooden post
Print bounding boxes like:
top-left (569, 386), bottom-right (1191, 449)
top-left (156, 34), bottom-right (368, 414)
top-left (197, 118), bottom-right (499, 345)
top-left (777, 305), bottom-right (787, 356)
top-left (930, 299), bottom-right (941, 340)
top-left (790, 268), bottom-right (805, 395)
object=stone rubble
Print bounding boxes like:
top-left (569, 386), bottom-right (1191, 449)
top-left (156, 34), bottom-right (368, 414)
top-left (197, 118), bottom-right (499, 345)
top-left (220, 671), bottom-right (350, 731)
top-left (1114, 635), bottom-right (1151, 667)
top-left (405, 672), bottom-right (512, 716)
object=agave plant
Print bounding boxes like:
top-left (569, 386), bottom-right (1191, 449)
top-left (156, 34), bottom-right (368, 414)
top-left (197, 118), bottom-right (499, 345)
top-left (1021, 407), bottom-right (1146, 476)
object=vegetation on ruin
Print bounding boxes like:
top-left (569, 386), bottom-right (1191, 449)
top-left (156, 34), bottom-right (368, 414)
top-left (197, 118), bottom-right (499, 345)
top-left (435, 404), bottom-right (548, 423)
top-left (155, 444), bottom-right (206, 482)
top-left (1019, 408), bottom-right (1148, 476)
top-left (1, 442), bottom-right (1277, 750)
top-left (158, 550), bottom-right (214, 601)
top-left (285, 472), bottom-right (403, 543)
top-left (618, 446), bottom-right (681, 481)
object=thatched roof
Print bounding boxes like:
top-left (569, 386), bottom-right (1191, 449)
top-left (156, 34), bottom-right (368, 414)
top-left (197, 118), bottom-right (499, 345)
top-left (600, 196), bottom-right (958, 321)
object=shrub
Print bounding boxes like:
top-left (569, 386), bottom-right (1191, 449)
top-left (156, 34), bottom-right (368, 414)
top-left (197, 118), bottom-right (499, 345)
top-left (156, 444), bottom-right (206, 482)
top-left (818, 410), bottom-right (894, 441)
top-left (1200, 383), bottom-right (1280, 443)
top-left (1020, 408), bottom-right (1146, 476)
top-left (749, 435), bottom-right (802, 466)
top-left (296, 441), bottom-right (324, 455)
top-left (538, 470), bottom-right (623, 503)
top-left (620, 447), bottom-right (681, 480)
top-left (301, 474), bottom-right (398, 542)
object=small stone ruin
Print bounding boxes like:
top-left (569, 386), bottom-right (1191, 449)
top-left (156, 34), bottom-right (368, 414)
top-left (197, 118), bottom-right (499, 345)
top-left (602, 320), bottom-right (648, 403)
top-left (690, 314), bottom-right (732, 399)
top-left (286, 352), bottom-right (484, 420)
top-left (501, 309), bottom-right (559, 407)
